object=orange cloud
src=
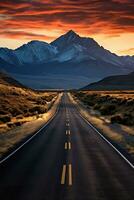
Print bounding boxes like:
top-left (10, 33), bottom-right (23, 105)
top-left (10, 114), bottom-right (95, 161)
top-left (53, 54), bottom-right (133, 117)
top-left (0, 0), bottom-right (133, 40)
top-left (0, 30), bottom-right (55, 41)
top-left (119, 48), bottom-right (134, 55)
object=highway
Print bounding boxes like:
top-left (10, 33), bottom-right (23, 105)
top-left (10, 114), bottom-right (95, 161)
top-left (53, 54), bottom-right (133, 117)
top-left (0, 93), bottom-right (134, 200)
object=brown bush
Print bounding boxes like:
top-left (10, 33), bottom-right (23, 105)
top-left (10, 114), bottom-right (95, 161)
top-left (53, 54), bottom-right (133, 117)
top-left (14, 121), bottom-right (23, 126)
top-left (29, 106), bottom-right (47, 114)
top-left (93, 104), bottom-right (101, 110)
top-left (7, 122), bottom-right (15, 128)
top-left (99, 104), bottom-right (116, 115)
top-left (8, 107), bottom-right (23, 117)
top-left (111, 115), bottom-right (123, 124)
top-left (111, 114), bottom-right (134, 126)
top-left (0, 115), bottom-right (11, 123)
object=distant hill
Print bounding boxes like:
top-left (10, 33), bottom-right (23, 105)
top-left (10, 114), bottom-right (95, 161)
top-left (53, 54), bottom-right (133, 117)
top-left (0, 72), bottom-right (25, 88)
top-left (82, 72), bottom-right (134, 90)
top-left (0, 30), bottom-right (134, 89)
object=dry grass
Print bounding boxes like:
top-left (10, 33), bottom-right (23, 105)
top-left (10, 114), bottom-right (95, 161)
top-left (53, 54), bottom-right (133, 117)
top-left (0, 76), bottom-right (61, 158)
top-left (0, 83), bottom-right (58, 134)
top-left (0, 94), bottom-right (62, 158)
top-left (70, 92), bottom-right (134, 157)
top-left (0, 72), bottom-right (61, 158)
top-left (72, 91), bottom-right (134, 126)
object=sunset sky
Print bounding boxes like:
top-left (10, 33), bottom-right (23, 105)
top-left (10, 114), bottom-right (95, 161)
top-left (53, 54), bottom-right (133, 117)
top-left (0, 0), bottom-right (133, 55)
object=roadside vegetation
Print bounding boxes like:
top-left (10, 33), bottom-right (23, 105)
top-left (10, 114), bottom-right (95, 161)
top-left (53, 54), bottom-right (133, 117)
top-left (0, 72), bottom-right (61, 158)
top-left (71, 91), bottom-right (134, 156)
top-left (0, 83), bottom-right (58, 134)
top-left (72, 91), bottom-right (134, 126)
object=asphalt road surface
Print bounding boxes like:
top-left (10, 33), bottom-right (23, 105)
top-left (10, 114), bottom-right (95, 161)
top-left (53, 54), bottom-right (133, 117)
top-left (0, 93), bottom-right (134, 200)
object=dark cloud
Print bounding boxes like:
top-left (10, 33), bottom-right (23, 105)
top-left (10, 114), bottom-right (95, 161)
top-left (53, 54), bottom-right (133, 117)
top-left (0, 30), bottom-right (55, 40)
top-left (0, 0), bottom-right (133, 39)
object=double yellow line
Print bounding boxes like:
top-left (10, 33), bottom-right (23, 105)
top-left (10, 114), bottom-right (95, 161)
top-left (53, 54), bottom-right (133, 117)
top-left (61, 164), bottom-right (72, 186)
top-left (64, 142), bottom-right (71, 150)
top-left (61, 113), bottom-right (72, 186)
top-left (66, 130), bottom-right (70, 135)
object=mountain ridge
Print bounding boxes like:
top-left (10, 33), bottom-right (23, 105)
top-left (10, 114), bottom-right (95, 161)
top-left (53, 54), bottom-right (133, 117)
top-left (0, 71), bottom-right (26, 88)
top-left (0, 30), bottom-right (134, 89)
top-left (81, 72), bottom-right (134, 90)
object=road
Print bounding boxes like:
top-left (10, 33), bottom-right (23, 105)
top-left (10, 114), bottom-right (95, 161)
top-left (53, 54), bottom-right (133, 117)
top-left (0, 93), bottom-right (134, 200)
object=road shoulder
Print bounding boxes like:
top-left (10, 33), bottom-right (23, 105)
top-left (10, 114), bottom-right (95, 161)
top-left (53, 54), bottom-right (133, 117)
top-left (0, 93), bottom-right (62, 160)
top-left (69, 93), bottom-right (134, 165)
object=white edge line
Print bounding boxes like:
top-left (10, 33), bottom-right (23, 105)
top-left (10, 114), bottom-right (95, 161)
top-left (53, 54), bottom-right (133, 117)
top-left (79, 112), bottom-right (134, 169)
top-left (0, 105), bottom-right (60, 165)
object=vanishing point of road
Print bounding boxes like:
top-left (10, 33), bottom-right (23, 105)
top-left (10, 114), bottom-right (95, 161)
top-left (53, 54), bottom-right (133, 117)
top-left (0, 93), bottom-right (134, 200)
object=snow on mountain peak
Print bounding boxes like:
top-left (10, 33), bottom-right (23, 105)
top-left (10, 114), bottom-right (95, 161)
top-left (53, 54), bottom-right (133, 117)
top-left (0, 30), bottom-right (134, 70)
top-left (13, 40), bottom-right (58, 64)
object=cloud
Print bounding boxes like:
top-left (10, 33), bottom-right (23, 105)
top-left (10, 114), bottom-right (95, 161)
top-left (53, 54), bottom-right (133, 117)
top-left (0, 30), bottom-right (55, 41)
top-left (119, 48), bottom-right (134, 55)
top-left (0, 0), bottom-right (133, 40)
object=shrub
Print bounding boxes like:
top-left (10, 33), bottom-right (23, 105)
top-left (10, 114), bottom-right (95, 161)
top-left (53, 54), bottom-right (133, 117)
top-left (0, 115), bottom-right (11, 123)
top-left (122, 113), bottom-right (134, 126)
top-left (99, 104), bottom-right (116, 115)
top-left (14, 121), bottom-right (22, 126)
top-left (24, 112), bottom-right (32, 117)
top-left (76, 92), bottom-right (85, 98)
top-left (11, 91), bottom-right (19, 96)
top-left (36, 97), bottom-right (45, 105)
top-left (126, 99), bottom-right (134, 106)
top-left (93, 103), bottom-right (101, 110)
top-left (84, 99), bottom-right (95, 106)
top-left (8, 107), bottom-right (23, 117)
top-left (111, 114), bottom-right (134, 126)
top-left (111, 115), bottom-right (123, 124)
top-left (16, 115), bottom-right (23, 119)
top-left (0, 110), bottom-right (8, 115)
top-left (44, 95), bottom-right (54, 102)
top-left (7, 122), bottom-right (15, 128)
top-left (118, 99), bottom-right (127, 105)
top-left (29, 106), bottom-right (47, 114)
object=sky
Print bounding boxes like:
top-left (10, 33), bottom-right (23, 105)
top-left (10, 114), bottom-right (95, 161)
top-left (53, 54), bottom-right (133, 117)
top-left (0, 0), bottom-right (134, 55)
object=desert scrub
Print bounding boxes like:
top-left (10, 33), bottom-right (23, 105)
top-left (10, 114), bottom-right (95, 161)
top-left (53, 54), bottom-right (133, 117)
top-left (8, 107), bottom-right (23, 117)
top-left (0, 115), bottom-right (11, 123)
top-left (29, 105), bottom-right (47, 114)
top-left (72, 91), bottom-right (134, 126)
top-left (44, 95), bottom-right (55, 102)
top-left (111, 113), bottom-right (134, 126)
top-left (99, 104), bottom-right (116, 115)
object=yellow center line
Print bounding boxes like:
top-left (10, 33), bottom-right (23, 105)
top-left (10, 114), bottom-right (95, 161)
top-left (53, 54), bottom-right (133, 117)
top-left (66, 130), bottom-right (71, 135)
top-left (68, 164), bottom-right (72, 186)
top-left (61, 165), bottom-right (66, 185)
top-left (64, 142), bottom-right (67, 149)
top-left (68, 142), bottom-right (71, 150)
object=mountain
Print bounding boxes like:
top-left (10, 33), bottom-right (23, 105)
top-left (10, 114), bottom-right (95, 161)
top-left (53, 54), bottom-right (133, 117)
top-left (82, 72), bottom-right (134, 90)
top-left (0, 30), bottom-right (134, 89)
top-left (0, 41), bottom-right (58, 65)
top-left (0, 71), bottom-right (25, 88)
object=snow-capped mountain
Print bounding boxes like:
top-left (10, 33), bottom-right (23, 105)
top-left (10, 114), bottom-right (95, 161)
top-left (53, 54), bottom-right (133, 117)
top-left (51, 30), bottom-right (133, 68)
top-left (0, 41), bottom-right (58, 65)
top-left (0, 30), bottom-right (133, 67)
top-left (0, 30), bottom-right (134, 89)
top-left (14, 41), bottom-right (58, 64)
